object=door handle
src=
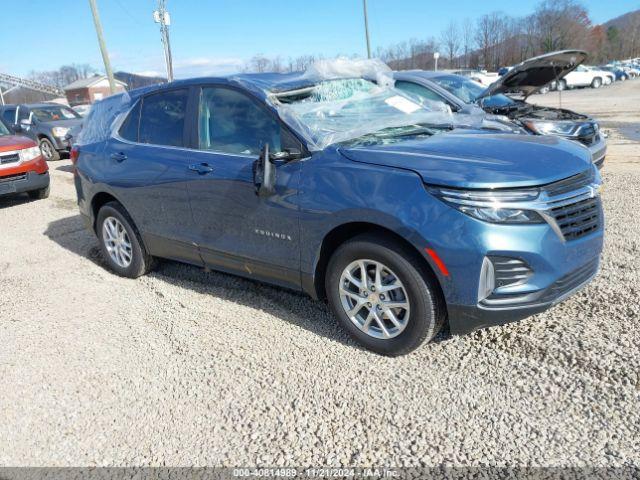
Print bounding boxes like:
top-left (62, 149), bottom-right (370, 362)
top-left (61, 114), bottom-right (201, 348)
top-left (110, 152), bottom-right (127, 162)
top-left (188, 163), bottom-right (214, 175)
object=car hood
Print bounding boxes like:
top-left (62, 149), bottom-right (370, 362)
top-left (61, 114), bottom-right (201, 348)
top-left (338, 131), bottom-right (591, 189)
top-left (0, 135), bottom-right (37, 152)
top-left (479, 50), bottom-right (588, 100)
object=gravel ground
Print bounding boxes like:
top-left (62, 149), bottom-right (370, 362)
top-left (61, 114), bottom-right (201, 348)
top-left (0, 83), bottom-right (639, 468)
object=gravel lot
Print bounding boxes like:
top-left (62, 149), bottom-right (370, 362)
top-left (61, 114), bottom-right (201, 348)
top-left (1, 81), bottom-right (639, 468)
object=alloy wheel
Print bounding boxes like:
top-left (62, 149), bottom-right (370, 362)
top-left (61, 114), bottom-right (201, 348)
top-left (339, 259), bottom-right (410, 339)
top-left (102, 216), bottom-right (133, 268)
top-left (40, 141), bottom-right (53, 160)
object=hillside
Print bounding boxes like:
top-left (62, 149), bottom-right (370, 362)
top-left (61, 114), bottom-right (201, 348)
top-left (601, 9), bottom-right (640, 29)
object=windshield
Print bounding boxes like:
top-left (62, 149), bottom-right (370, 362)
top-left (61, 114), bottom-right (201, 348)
top-left (0, 120), bottom-right (10, 136)
top-left (31, 106), bottom-right (80, 122)
top-left (273, 78), bottom-right (453, 149)
top-left (431, 75), bottom-right (515, 106)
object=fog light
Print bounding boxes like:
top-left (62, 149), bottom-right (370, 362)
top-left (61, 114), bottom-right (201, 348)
top-left (478, 257), bottom-right (495, 302)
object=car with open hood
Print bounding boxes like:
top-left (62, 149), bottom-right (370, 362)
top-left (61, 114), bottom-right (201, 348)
top-left (0, 118), bottom-right (50, 200)
top-left (72, 59), bottom-right (603, 355)
top-left (0, 103), bottom-right (83, 161)
top-left (394, 50), bottom-right (607, 167)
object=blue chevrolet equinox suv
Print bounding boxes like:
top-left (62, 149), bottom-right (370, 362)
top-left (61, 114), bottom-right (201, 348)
top-left (73, 69), bottom-right (603, 355)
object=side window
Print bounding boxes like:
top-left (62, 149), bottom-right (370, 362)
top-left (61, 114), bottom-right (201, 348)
top-left (395, 81), bottom-right (446, 104)
top-left (138, 89), bottom-right (188, 147)
top-left (2, 109), bottom-right (15, 125)
top-left (198, 87), bottom-right (285, 155)
top-left (118, 101), bottom-right (141, 142)
top-left (17, 107), bottom-right (30, 123)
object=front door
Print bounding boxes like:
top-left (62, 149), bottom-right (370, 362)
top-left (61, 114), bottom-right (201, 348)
top-left (185, 85), bottom-right (302, 289)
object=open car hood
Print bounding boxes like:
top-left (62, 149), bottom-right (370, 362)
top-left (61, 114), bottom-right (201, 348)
top-left (478, 50), bottom-right (588, 100)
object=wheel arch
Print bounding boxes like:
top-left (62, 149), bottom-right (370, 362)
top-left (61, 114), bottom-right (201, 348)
top-left (90, 191), bottom-right (128, 231)
top-left (310, 221), bottom-right (447, 309)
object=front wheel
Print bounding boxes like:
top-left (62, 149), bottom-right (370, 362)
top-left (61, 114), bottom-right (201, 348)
top-left (556, 80), bottom-right (567, 91)
top-left (96, 201), bottom-right (155, 278)
top-left (27, 185), bottom-right (49, 200)
top-left (325, 234), bottom-right (444, 356)
top-left (39, 138), bottom-right (60, 161)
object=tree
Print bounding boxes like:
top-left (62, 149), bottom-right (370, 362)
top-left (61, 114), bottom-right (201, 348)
top-left (441, 21), bottom-right (460, 67)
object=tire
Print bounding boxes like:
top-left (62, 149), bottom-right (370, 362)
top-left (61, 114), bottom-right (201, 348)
top-left (27, 185), bottom-right (49, 200)
top-left (539, 86), bottom-right (550, 94)
top-left (96, 201), bottom-right (155, 278)
top-left (39, 138), bottom-right (60, 161)
top-left (591, 77), bottom-right (602, 89)
top-left (556, 80), bottom-right (567, 91)
top-left (325, 234), bottom-right (444, 356)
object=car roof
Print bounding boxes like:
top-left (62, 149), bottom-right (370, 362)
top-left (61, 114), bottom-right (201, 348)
top-left (393, 70), bottom-right (452, 81)
top-left (126, 72), bottom-right (312, 101)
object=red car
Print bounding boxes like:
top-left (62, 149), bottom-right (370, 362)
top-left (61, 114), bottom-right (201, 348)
top-left (0, 119), bottom-right (49, 199)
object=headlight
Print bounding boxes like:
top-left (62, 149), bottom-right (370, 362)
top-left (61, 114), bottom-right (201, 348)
top-left (524, 120), bottom-right (579, 137)
top-left (426, 185), bottom-right (545, 224)
top-left (52, 127), bottom-right (70, 137)
top-left (19, 145), bottom-right (42, 162)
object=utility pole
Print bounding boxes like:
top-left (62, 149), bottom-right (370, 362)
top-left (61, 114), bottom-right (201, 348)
top-left (88, 0), bottom-right (116, 94)
top-left (362, 0), bottom-right (372, 59)
top-left (154, 0), bottom-right (174, 82)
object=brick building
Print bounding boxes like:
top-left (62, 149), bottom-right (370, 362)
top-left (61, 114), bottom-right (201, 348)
top-left (64, 76), bottom-right (127, 106)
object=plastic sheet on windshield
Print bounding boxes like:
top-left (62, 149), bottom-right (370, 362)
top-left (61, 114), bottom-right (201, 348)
top-left (232, 58), bottom-right (499, 150)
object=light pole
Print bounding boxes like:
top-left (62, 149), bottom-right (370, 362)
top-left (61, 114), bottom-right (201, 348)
top-left (88, 0), bottom-right (116, 94)
top-left (363, 0), bottom-right (372, 59)
top-left (154, 0), bottom-right (174, 82)
top-left (434, 52), bottom-right (440, 71)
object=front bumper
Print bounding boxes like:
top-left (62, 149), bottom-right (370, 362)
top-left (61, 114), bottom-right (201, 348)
top-left (587, 136), bottom-right (607, 169)
top-left (52, 136), bottom-right (71, 152)
top-left (424, 196), bottom-right (604, 336)
top-left (0, 170), bottom-right (50, 196)
top-left (447, 257), bottom-right (599, 335)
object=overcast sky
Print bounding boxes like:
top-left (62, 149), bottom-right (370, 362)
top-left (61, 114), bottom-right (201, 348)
top-left (1, 0), bottom-right (638, 78)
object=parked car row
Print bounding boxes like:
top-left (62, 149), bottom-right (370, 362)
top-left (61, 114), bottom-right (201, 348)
top-left (62, 53), bottom-right (604, 355)
top-left (395, 51), bottom-right (607, 167)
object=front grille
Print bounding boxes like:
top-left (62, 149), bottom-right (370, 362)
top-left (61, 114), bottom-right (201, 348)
top-left (0, 152), bottom-right (20, 165)
top-left (543, 169), bottom-right (601, 241)
top-left (490, 256), bottom-right (533, 288)
top-left (550, 197), bottom-right (600, 241)
top-left (0, 173), bottom-right (27, 183)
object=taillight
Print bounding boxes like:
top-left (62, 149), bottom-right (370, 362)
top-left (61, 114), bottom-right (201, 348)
top-left (70, 146), bottom-right (79, 164)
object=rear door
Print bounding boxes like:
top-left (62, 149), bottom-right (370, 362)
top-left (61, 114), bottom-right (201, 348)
top-left (184, 84), bottom-right (303, 289)
top-left (102, 87), bottom-right (201, 264)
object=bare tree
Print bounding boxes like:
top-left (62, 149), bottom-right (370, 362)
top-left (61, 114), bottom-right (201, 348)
top-left (441, 21), bottom-right (460, 68)
top-left (461, 18), bottom-right (474, 68)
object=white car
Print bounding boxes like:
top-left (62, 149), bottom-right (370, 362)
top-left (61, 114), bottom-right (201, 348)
top-left (585, 66), bottom-right (615, 85)
top-left (450, 69), bottom-right (499, 86)
top-left (557, 65), bottom-right (612, 90)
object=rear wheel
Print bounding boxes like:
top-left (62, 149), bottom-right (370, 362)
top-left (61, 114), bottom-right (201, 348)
top-left (39, 138), bottom-right (60, 161)
top-left (96, 201), bottom-right (155, 278)
top-left (556, 80), bottom-right (567, 91)
top-left (27, 185), bottom-right (49, 200)
top-left (591, 77), bottom-right (602, 89)
top-left (325, 234), bottom-right (444, 356)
